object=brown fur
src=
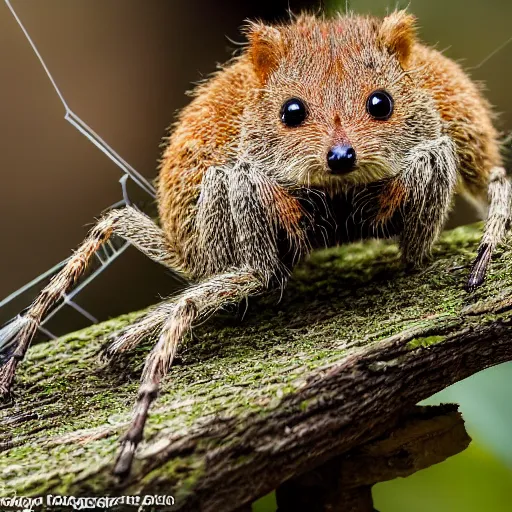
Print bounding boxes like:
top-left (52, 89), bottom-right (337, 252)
top-left (377, 179), bottom-right (408, 224)
top-left (158, 11), bottom-right (502, 275)
top-left (410, 43), bottom-right (501, 196)
top-left (377, 11), bottom-right (417, 64)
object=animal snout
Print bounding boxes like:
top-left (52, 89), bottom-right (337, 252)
top-left (327, 145), bottom-right (356, 174)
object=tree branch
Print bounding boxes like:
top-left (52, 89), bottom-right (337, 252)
top-left (1, 223), bottom-right (511, 511)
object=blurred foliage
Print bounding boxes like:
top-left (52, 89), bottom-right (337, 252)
top-left (253, 493), bottom-right (277, 512)
top-left (425, 363), bottom-right (512, 468)
top-left (374, 440), bottom-right (512, 511)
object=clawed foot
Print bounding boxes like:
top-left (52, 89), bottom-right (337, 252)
top-left (0, 315), bottom-right (33, 401)
top-left (99, 327), bottom-right (145, 364)
top-left (0, 358), bottom-right (18, 401)
top-left (100, 310), bottom-right (165, 361)
top-left (466, 243), bottom-right (491, 292)
top-left (113, 439), bottom-right (138, 479)
top-left (112, 382), bottom-right (157, 478)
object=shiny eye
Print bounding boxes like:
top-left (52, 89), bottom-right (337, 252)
top-left (280, 98), bottom-right (308, 127)
top-left (366, 90), bottom-right (394, 120)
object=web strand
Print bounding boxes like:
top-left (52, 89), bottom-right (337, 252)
top-left (1, 1), bottom-right (157, 339)
top-left (4, 0), bottom-right (156, 198)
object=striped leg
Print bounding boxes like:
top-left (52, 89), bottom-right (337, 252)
top-left (113, 269), bottom-right (263, 477)
top-left (0, 206), bottom-right (180, 398)
top-left (467, 166), bottom-right (511, 291)
top-left (398, 136), bottom-right (458, 266)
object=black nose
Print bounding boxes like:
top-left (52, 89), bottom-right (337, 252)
top-left (327, 145), bottom-right (356, 174)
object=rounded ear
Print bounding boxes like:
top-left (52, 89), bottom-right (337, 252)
top-left (245, 22), bottom-right (284, 83)
top-left (378, 10), bottom-right (417, 64)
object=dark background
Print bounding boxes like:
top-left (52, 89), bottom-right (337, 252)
top-left (1, 1), bottom-right (511, 510)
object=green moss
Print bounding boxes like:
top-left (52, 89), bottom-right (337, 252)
top-left (1, 223), bottom-right (511, 501)
top-left (408, 335), bottom-right (446, 349)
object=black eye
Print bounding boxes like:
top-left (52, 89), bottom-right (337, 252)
top-left (366, 90), bottom-right (394, 120)
top-left (281, 98), bottom-right (307, 127)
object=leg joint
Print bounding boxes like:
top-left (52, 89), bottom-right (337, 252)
top-left (137, 383), bottom-right (159, 401)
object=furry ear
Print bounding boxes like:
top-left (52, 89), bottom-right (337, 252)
top-left (246, 22), bottom-right (284, 83)
top-left (378, 10), bottom-right (417, 64)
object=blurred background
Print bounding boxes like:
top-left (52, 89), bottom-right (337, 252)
top-left (0, 0), bottom-right (511, 510)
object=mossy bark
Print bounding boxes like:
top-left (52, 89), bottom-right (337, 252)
top-left (2, 223), bottom-right (512, 510)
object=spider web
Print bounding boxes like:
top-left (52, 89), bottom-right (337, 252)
top-left (0, 0), bottom-right (158, 340)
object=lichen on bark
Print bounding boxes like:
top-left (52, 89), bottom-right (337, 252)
top-left (1, 222), bottom-right (512, 511)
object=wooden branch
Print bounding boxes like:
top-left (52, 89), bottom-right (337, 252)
top-left (275, 404), bottom-right (471, 511)
top-left (1, 223), bottom-right (512, 511)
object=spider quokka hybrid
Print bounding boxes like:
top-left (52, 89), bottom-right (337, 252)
top-left (1, 11), bottom-right (510, 476)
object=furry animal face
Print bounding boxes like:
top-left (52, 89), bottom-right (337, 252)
top-left (241, 12), bottom-right (444, 191)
